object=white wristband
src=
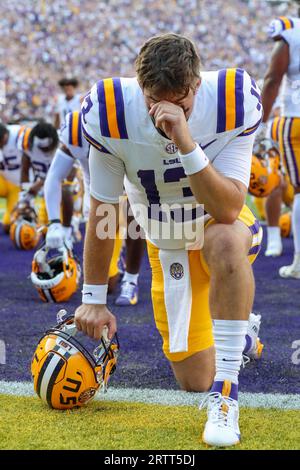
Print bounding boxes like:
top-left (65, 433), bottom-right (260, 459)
top-left (82, 284), bottom-right (108, 305)
top-left (179, 143), bottom-right (209, 176)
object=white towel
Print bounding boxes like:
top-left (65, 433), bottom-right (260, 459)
top-left (158, 249), bottom-right (192, 353)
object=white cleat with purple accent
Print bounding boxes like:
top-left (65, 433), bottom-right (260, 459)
top-left (200, 380), bottom-right (240, 447)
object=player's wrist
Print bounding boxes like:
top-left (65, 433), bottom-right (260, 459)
top-left (82, 284), bottom-right (108, 305)
top-left (178, 143), bottom-right (209, 176)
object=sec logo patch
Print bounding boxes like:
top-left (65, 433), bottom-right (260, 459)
top-left (170, 262), bottom-right (184, 280)
top-left (165, 143), bottom-right (178, 154)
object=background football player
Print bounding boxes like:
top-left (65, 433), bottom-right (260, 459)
top-left (44, 110), bottom-right (144, 299)
top-left (74, 34), bottom-right (264, 447)
top-left (0, 123), bottom-right (25, 233)
top-left (19, 121), bottom-right (59, 226)
top-left (54, 77), bottom-right (82, 129)
top-left (258, 7), bottom-right (300, 278)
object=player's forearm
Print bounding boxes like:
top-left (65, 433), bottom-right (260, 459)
top-left (261, 75), bottom-right (282, 123)
top-left (83, 197), bottom-right (118, 286)
top-left (54, 113), bottom-right (60, 129)
top-left (44, 171), bottom-right (62, 221)
top-left (188, 167), bottom-right (245, 224)
top-left (20, 155), bottom-right (30, 184)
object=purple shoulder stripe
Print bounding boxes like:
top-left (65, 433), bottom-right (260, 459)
top-left (235, 68), bottom-right (244, 128)
top-left (77, 111), bottom-right (82, 147)
top-left (97, 80), bottom-right (110, 138)
top-left (68, 113), bottom-right (73, 146)
top-left (113, 78), bottom-right (128, 139)
top-left (217, 69), bottom-right (226, 133)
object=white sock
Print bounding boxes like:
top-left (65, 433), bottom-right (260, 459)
top-left (122, 271), bottom-right (139, 284)
top-left (292, 194), bottom-right (300, 257)
top-left (213, 319), bottom-right (248, 385)
top-left (266, 226), bottom-right (281, 247)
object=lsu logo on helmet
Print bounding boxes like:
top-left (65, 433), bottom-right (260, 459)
top-left (249, 140), bottom-right (281, 198)
top-left (9, 201), bottom-right (41, 250)
top-left (31, 312), bottom-right (119, 409)
top-left (31, 244), bottom-right (81, 302)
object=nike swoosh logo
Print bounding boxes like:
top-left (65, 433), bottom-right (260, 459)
top-left (83, 292), bottom-right (93, 296)
top-left (200, 139), bottom-right (217, 150)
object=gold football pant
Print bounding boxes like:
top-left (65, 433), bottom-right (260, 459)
top-left (0, 175), bottom-right (20, 226)
top-left (271, 116), bottom-right (300, 187)
top-left (147, 205), bottom-right (263, 362)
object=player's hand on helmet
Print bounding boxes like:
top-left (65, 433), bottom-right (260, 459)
top-left (46, 221), bottom-right (65, 249)
top-left (18, 186), bottom-right (34, 203)
top-left (75, 304), bottom-right (117, 341)
top-left (149, 101), bottom-right (194, 152)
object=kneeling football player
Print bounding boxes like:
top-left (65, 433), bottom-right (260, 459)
top-left (75, 34), bottom-right (264, 447)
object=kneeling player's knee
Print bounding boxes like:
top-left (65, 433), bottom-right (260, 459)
top-left (204, 230), bottom-right (244, 271)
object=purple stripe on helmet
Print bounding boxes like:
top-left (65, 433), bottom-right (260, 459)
top-left (97, 80), bottom-right (110, 137)
top-left (82, 128), bottom-right (112, 154)
top-left (248, 244), bottom-right (261, 256)
top-left (276, 118), bottom-right (280, 142)
top-left (235, 69), bottom-right (244, 128)
top-left (290, 18), bottom-right (294, 28)
top-left (77, 111), bottom-right (82, 147)
top-left (248, 219), bottom-right (260, 235)
top-left (217, 69), bottom-right (226, 133)
top-left (287, 118), bottom-right (300, 185)
top-left (68, 112), bottom-right (73, 146)
top-left (113, 78), bottom-right (128, 139)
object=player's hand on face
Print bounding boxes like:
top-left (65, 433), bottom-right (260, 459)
top-left (74, 304), bottom-right (117, 341)
top-left (149, 101), bottom-right (193, 150)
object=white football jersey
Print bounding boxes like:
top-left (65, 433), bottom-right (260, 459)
top-left (56, 94), bottom-right (82, 126)
top-left (59, 110), bottom-right (90, 212)
top-left (59, 110), bottom-right (90, 183)
top-left (82, 71), bottom-right (262, 249)
top-left (18, 127), bottom-right (56, 181)
top-left (268, 16), bottom-right (300, 117)
top-left (1, 125), bottom-right (23, 186)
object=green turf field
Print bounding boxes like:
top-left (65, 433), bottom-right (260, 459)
top-left (0, 395), bottom-right (299, 450)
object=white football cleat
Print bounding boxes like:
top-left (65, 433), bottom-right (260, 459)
top-left (244, 313), bottom-right (264, 360)
top-left (279, 259), bottom-right (300, 279)
top-left (265, 241), bottom-right (283, 257)
top-left (200, 381), bottom-right (240, 447)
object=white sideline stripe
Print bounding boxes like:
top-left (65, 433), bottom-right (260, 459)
top-left (0, 381), bottom-right (299, 409)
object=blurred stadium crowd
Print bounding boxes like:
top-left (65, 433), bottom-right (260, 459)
top-left (0, 0), bottom-right (294, 122)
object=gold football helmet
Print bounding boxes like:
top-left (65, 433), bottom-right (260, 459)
top-left (31, 244), bottom-right (81, 302)
top-left (249, 140), bottom-right (281, 198)
top-left (31, 312), bottom-right (119, 409)
top-left (279, 211), bottom-right (292, 238)
top-left (9, 201), bottom-right (41, 250)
